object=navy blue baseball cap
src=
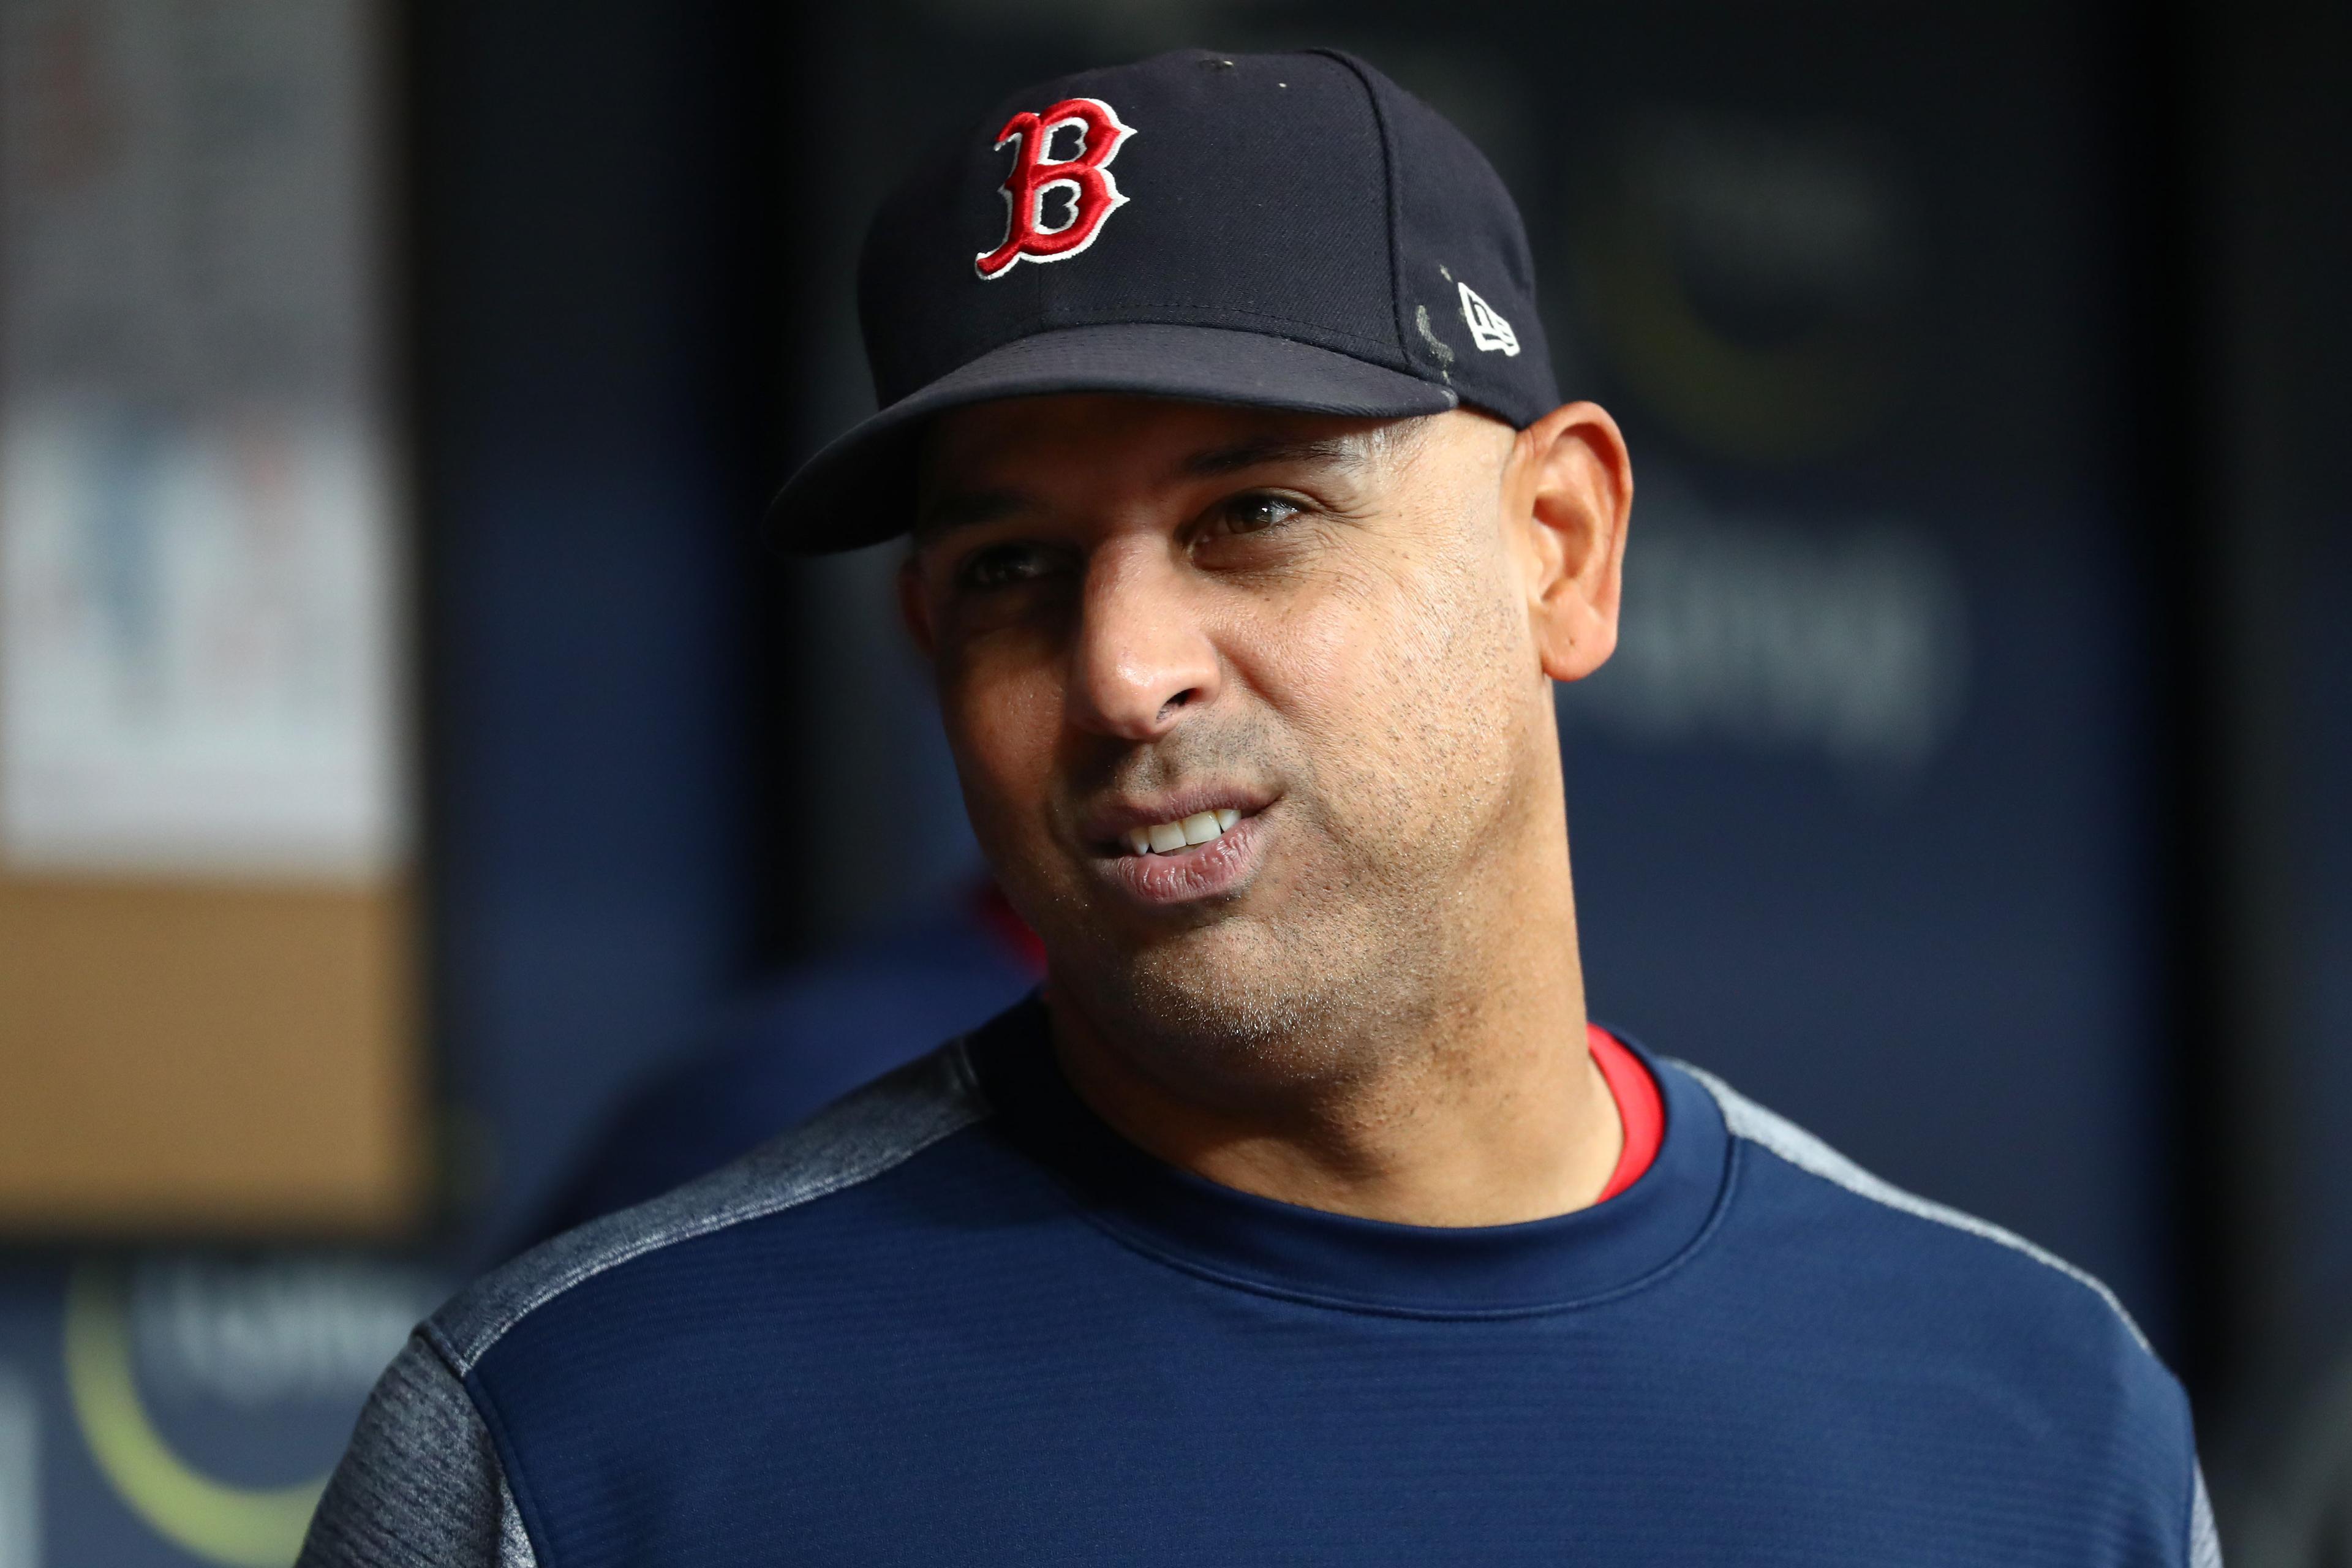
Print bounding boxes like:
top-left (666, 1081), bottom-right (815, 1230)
top-left (766, 47), bottom-right (1561, 553)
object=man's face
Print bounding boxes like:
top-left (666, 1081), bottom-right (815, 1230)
top-left (905, 395), bottom-right (1564, 1083)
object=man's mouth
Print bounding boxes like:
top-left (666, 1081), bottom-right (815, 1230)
top-left (1088, 797), bottom-right (1271, 907)
top-left (1120, 809), bottom-right (1242, 857)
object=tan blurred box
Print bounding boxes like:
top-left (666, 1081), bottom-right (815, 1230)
top-left (0, 878), bottom-right (423, 1234)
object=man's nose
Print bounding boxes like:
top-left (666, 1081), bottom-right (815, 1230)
top-left (1066, 541), bottom-right (1220, 742)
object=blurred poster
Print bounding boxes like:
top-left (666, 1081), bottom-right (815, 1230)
top-left (0, 1363), bottom-right (30, 1568)
top-left (0, 0), bottom-right (401, 876)
top-left (0, 1253), bottom-right (443, 1568)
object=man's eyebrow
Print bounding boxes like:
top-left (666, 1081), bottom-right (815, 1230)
top-left (913, 432), bottom-right (1376, 543)
top-left (912, 488), bottom-right (1030, 545)
top-left (1176, 433), bottom-right (1372, 480)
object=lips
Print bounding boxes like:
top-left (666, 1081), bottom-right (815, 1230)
top-left (1079, 789), bottom-right (1272, 908)
top-left (1096, 807), bottom-right (1268, 905)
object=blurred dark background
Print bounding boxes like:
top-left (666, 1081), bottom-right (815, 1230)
top-left (0, 0), bottom-right (2346, 1562)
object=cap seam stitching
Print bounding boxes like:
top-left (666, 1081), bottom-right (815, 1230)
top-left (1312, 49), bottom-right (1412, 372)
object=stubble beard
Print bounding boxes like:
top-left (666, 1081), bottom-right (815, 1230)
top-left (1041, 545), bottom-right (1537, 1105)
top-left (1055, 806), bottom-right (1455, 1101)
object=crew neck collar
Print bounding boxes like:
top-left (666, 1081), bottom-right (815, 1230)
top-left (963, 996), bottom-right (1731, 1318)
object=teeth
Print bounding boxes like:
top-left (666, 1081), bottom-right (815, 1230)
top-left (1123, 809), bottom-right (1248, 856)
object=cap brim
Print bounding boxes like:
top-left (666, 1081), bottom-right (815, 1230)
top-left (763, 323), bottom-right (1458, 554)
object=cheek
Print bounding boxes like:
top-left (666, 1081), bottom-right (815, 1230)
top-left (1239, 594), bottom-right (1356, 726)
top-left (940, 650), bottom-right (1063, 834)
top-left (1219, 570), bottom-right (1407, 810)
top-left (1240, 531), bottom-right (1526, 818)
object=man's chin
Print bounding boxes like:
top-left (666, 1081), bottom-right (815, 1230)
top-left (1057, 916), bottom-right (1341, 1059)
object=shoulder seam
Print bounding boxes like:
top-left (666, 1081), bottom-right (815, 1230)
top-left (1675, 1059), bottom-right (2154, 1357)
top-left (437, 1038), bottom-right (990, 1374)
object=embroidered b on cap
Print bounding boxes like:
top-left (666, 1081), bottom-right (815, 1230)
top-left (974, 97), bottom-right (1137, 279)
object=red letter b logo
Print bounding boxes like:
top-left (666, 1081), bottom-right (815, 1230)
top-left (974, 97), bottom-right (1137, 280)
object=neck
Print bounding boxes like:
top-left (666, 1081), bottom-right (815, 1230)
top-left (1045, 823), bottom-right (1620, 1229)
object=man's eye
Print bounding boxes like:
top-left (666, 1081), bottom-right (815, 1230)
top-left (1210, 494), bottom-right (1305, 537)
top-left (959, 543), bottom-right (1058, 589)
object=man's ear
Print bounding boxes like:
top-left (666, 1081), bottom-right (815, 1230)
top-left (897, 551), bottom-right (937, 660)
top-left (1507, 401), bottom-right (1632, 683)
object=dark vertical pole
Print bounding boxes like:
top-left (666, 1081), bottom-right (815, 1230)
top-left (684, 0), bottom-right (812, 981)
top-left (2183, 0), bottom-right (2352, 1548)
top-left (736, 4), bottom-right (827, 970)
top-left (2100, 0), bottom-right (2236, 1417)
top-left (2117, 0), bottom-right (2323, 1476)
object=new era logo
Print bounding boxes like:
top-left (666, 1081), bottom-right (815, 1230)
top-left (1458, 282), bottom-right (1520, 356)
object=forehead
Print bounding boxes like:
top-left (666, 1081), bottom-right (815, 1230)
top-left (918, 394), bottom-right (1407, 503)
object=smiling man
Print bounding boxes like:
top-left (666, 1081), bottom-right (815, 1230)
top-left (905, 394), bottom-right (1632, 1231)
top-left (304, 49), bottom-right (2217, 1567)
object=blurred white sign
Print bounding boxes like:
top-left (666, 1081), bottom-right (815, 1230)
top-left (0, 0), bottom-right (401, 876)
top-left (1564, 475), bottom-right (1970, 778)
top-left (129, 1252), bottom-right (440, 1408)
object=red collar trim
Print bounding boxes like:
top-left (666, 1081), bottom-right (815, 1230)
top-left (1589, 1024), bottom-right (1664, 1203)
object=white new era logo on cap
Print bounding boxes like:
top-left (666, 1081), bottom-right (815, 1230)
top-left (1458, 282), bottom-right (1520, 356)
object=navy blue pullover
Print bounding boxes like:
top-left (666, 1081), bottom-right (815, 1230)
top-left (303, 998), bottom-right (2217, 1566)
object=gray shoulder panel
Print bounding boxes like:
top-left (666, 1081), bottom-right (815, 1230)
top-left (1678, 1060), bottom-right (2154, 1357)
top-left (298, 1335), bottom-right (537, 1568)
top-left (432, 1038), bottom-right (990, 1376)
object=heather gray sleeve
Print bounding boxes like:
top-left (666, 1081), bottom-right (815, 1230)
top-left (298, 1335), bottom-right (538, 1568)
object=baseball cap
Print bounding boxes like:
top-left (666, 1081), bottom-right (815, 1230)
top-left (766, 47), bottom-right (1560, 553)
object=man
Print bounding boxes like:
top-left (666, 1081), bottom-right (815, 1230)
top-left (304, 48), bottom-right (2217, 1566)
